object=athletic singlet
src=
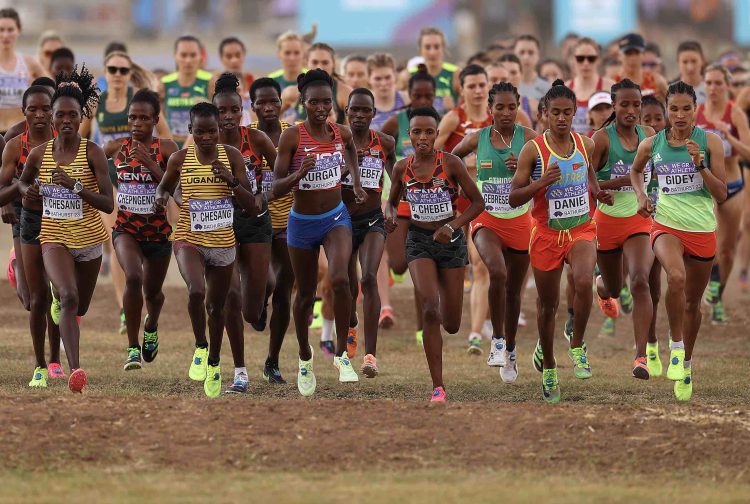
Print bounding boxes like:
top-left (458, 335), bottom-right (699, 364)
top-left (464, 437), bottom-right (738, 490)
top-left (650, 127), bottom-right (714, 232)
top-left (409, 63), bottom-right (458, 115)
top-left (568, 77), bottom-right (603, 135)
top-left (291, 80), bottom-right (345, 124)
top-left (616, 72), bottom-right (657, 97)
top-left (476, 124), bottom-right (529, 219)
top-left (372, 92), bottom-right (406, 131)
top-left (113, 138), bottom-right (171, 241)
top-left (237, 126), bottom-right (263, 198)
top-left (161, 70), bottom-right (212, 143)
top-left (174, 144), bottom-right (235, 247)
top-left (38, 138), bottom-right (109, 248)
top-left (269, 67), bottom-right (309, 90)
top-left (251, 120), bottom-right (293, 229)
top-left (443, 106), bottom-right (492, 153)
top-left (342, 129), bottom-right (387, 192)
top-left (596, 123), bottom-right (648, 218)
top-left (18, 127), bottom-right (58, 177)
top-left (395, 110), bottom-right (415, 160)
top-left (695, 103), bottom-right (737, 158)
top-left (0, 53), bottom-right (29, 110)
top-left (289, 122), bottom-right (345, 192)
top-left (95, 88), bottom-right (133, 146)
top-left (402, 151), bottom-right (457, 223)
top-left (522, 96), bottom-right (533, 126)
top-left (530, 132), bottom-right (591, 231)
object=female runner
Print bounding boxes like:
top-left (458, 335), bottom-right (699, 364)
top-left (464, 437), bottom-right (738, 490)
top-left (567, 37), bottom-right (615, 135)
top-left (367, 53), bottom-right (409, 132)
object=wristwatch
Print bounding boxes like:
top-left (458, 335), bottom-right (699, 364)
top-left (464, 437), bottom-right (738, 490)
top-left (228, 177), bottom-right (240, 188)
top-left (696, 162), bottom-right (707, 172)
top-left (72, 180), bottom-right (84, 194)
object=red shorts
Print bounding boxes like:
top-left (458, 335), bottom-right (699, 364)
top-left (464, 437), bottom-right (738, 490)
top-left (650, 221), bottom-right (716, 261)
top-left (594, 209), bottom-right (652, 252)
top-left (530, 220), bottom-right (597, 272)
top-left (470, 211), bottom-right (531, 253)
top-left (397, 200), bottom-right (411, 218)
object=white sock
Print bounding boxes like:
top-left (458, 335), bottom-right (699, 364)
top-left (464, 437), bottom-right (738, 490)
top-left (321, 318), bottom-right (335, 342)
top-left (670, 340), bottom-right (685, 350)
top-left (234, 367), bottom-right (248, 380)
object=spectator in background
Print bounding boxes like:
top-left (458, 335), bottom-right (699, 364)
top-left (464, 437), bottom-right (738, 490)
top-left (586, 91), bottom-right (612, 133)
top-left (37, 30), bottom-right (64, 75)
top-left (538, 58), bottom-right (567, 82)
top-left (615, 33), bottom-right (668, 101)
top-left (49, 48), bottom-right (75, 78)
top-left (341, 54), bottom-right (368, 89)
top-left (644, 42), bottom-right (665, 78)
top-left (719, 49), bottom-right (744, 72)
top-left (514, 34), bottom-right (550, 101)
top-left (560, 32), bottom-right (580, 70)
top-left (567, 38), bottom-right (614, 135)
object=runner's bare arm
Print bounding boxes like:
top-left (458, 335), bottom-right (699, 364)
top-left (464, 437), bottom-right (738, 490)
top-left (384, 158), bottom-right (406, 231)
top-left (271, 127), bottom-right (308, 197)
top-left (700, 132), bottom-right (727, 203)
top-left (250, 128), bottom-right (278, 201)
top-left (380, 115), bottom-right (398, 138)
top-left (583, 135), bottom-right (612, 205)
top-left (631, 137), bottom-right (654, 216)
top-left (444, 153), bottom-right (484, 229)
top-left (340, 125), bottom-right (366, 203)
top-left (224, 145), bottom-right (258, 215)
top-left (434, 110), bottom-right (459, 150)
top-left (591, 128), bottom-right (625, 190)
top-left (155, 149), bottom-right (185, 208)
top-left (509, 142), bottom-right (559, 207)
top-left (451, 130), bottom-right (480, 159)
top-left (78, 141), bottom-right (114, 213)
top-left (717, 106), bottom-right (750, 161)
top-left (378, 132), bottom-right (396, 180)
top-left (0, 137), bottom-right (21, 206)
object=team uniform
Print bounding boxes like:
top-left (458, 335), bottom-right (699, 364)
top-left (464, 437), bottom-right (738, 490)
top-left (409, 63), bottom-right (458, 115)
top-left (250, 121), bottom-right (293, 237)
top-left (18, 130), bottom-right (47, 246)
top-left (372, 92), bottom-right (406, 132)
top-left (529, 132), bottom-right (596, 271)
top-left (0, 53), bottom-right (29, 132)
top-left (568, 78), bottom-right (604, 135)
top-left (694, 103), bottom-right (743, 199)
top-left (269, 67), bottom-right (309, 91)
top-left (445, 108), bottom-right (492, 213)
top-left (233, 126), bottom-right (272, 244)
top-left (161, 70), bottom-right (212, 146)
top-left (95, 88), bottom-right (134, 185)
top-left (595, 124), bottom-right (652, 252)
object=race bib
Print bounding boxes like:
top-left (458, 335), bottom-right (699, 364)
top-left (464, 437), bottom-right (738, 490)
top-left (298, 154), bottom-right (342, 191)
top-left (189, 197), bottom-right (233, 231)
top-left (342, 156), bottom-right (383, 189)
top-left (117, 183), bottom-right (156, 214)
top-left (406, 189), bottom-right (453, 222)
top-left (244, 158), bottom-right (258, 193)
top-left (547, 183), bottom-right (589, 220)
top-left (481, 177), bottom-right (512, 213)
top-left (656, 162), bottom-right (703, 195)
top-left (610, 162), bottom-right (651, 192)
top-left (0, 75), bottom-right (25, 108)
top-left (41, 184), bottom-right (83, 220)
top-left (261, 170), bottom-right (274, 193)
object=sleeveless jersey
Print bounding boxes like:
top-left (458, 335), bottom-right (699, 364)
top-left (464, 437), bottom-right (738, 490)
top-left (530, 132), bottom-right (591, 231)
top-left (95, 88), bottom-right (133, 146)
top-left (695, 102), bottom-right (737, 158)
top-left (395, 110), bottom-right (415, 160)
top-left (161, 70), bottom-right (212, 143)
top-left (410, 63), bottom-right (458, 115)
top-left (269, 67), bottom-right (309, 90)
top-left (596, 124), bottom-right (648, 218)
top-left (38, 138), bottom-right (109, 248)
top-left (238, 126), bottom-right (263, 198)
top-left (0, 53), bottom-right (29, 110)
top-left (476, 124), bottom-right (528, 219)
top-left (568, 77), bottom-right (603, 135)
top-left (402, 151), bottom-right (457, 223)
top-left (650, 127), bottom-right (714, 232)
top-left (174, 144), bottom-right (235, 247)
top-left (251, 120), bottom-right (293, 229)
top-left (289, 122), bottom-right (345, 192)
top-left (372, 92), bottom-right (406, 131)
top-left (113, 138), bottom-right (171, 241)
top-left (342, 130), bottom-right (387, 192)
top-left (444, 106), bottom-right (492, 153)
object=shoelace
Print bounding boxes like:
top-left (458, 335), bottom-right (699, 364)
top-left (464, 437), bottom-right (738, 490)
top-left (144, 331), bottom-right (157, 344)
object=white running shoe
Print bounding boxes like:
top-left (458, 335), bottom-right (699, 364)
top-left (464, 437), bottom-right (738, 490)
top-left (500, 350), bottom-right (518, 383)
top-left (333, 351), bottom-right (359, 382)
top-left (297, 346), bottom-right (317, 396)
top-left (486, 336), bottom-right (506, 367)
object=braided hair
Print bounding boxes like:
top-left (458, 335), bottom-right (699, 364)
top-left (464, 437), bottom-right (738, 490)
top-left (213, 71), bottom-right (242, 102)
top-left (52, 64), bottom-right (99, 118)
top-left (297, 68), bottom-right (334, 100)
top-left (666, 80), bottom-right (697, 105)
top-left (601, 78), bottom-right (641, 129)
top-left (488, 82), bottom-right (520, 106)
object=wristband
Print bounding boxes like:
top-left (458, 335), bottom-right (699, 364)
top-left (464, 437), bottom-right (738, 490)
top-left (696, 162), bottom-right (707, 172)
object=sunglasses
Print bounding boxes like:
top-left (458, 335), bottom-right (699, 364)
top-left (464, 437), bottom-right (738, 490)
top-left (575, 55), bottom-right (598, 64)
top-left (107, 66), bottom-right (131, 76)
top-left (642, 61), bottom-right (660, 68)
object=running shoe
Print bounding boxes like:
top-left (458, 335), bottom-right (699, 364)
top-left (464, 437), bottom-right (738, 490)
top-left (532, 340), bottom-right (543, 373)
top-left (632, 357), bottom-right (650, 380)
top-left (50, 282), bottom-right (61, 325)
top-left (361, 354), bottom-right (379, 378)
top-left (188, 347), bottom-right (208, 381)
top-left (298, 347), bottom-right (316, 397)
top-left (431, 386), bottom-right (446, 403)
top-left (597, 294), bottom-right (620, 319)
top-left (378, 306), bottom-right (395, 329)
top-left (415, 329), bottom-right (423, 346)
top-left (467, 333), bottom-right (482, 355)
top-left (704, 280), bottom-right (720, 305)
top-left (225, 372), bottom-right (248, 394)
top-left (619, 286), bottom-right (633, 314)
top-left (47, 362), bottom-right (65, 379)
top-left (142, 317), bottom-right (159, 363)
top-left (309, 298), bottom-right (323, 329)
top-left (204, 364), bottom-right (221, 398)
top-left (118, 309), bottom-right (127, 336)
top-left (29, 367), bottom-right (48, 388)
top-left (563, 314), bottom-right (574, 343)
top-left (568, 346), bottom-right (592, 379)
top-left (598, 317), bottom-right (615, 338)
top-left (123, 346), bottom-right (142, 371)
top-left (486, 336), bottom-right (506, 367)
top-left (666, 348), bottom-right (686, 381)
top-left (542, 368), bottom-right (561, 404)
top-left (674, 367), bottom-right (692, 402)
top-left (346, 327), bottom-right (358, 358)
top-left (739, 270), bottom-right (749, 292)
top-left (390, 269), bottom-right (405, 283)
top-left (68, 368), bottom-right (87, 393)
top-left (711, 302), bottom-right (728, 325)
top-left (262, 359), bottom-right (286, 384)
top-left (319, 340), bottom-right (335, 357)
top-left (333, 351), bottom-right (359, 383)
top-left (646, 342), bottom-right (663, 377)
top-left (500, 350), bottom-right (518, 384)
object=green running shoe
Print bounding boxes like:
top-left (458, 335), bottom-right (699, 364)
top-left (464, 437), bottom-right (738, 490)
top-left (297, 346), bottom-right (316, 397)
top-left (619, 286), bottom-right (633, 314)
top-left (674, 366), bottom-right (692, 401)
top-left (415, 329), bottom-right (423, 346)
top-left (711, 301), bottom-right (728, 325)
top-left (123, 346), bottom-right (142, 371)
top-left (309, 298), bottom-right (323, 329)
top-left (333, 351), bottom-right (359, 383)
top-left (189, 347), bottom-right (208, 381)
top-left (142, 316), bottom-right (159, 363)
top-left (390, 269), bottom-right (406, 283)
top-left (542, 368), bottom-right (561, 404)
top-left (568, 346), bottom-right (592, 379)
top-left (466, 334), bottom-right (482, 355)
top-left (666, 348), bottom-right (686, 381)
top-left (563, 317), bottom-right (588, 353)
top-left (29, 366), bottom-right (48, 388)
top-left (704, 280), bottom-right (720, 305)
top-left (646, 342), bottom-right (663, 377)
top-left (598, 317), bottom-right (615, 338)
top-left (532, 339), bottom-right (543, 373)
top-left (119, 309), bottom-right (127, 336)
top-left (50, 282), bottom-right (61, 326)
top-left (204, 363), bottom-right (221, 398)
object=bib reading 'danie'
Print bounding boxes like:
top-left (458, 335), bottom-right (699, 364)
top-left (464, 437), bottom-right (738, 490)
top-left (189, 198), bottom-right (234, 231)
top-left (298, 153), bottom-right (342, 191)
top-left (547, 180), bottom-right (589, 220)
top-left (117, 182), bottom-right (156, 215)
top-left (42, 184), bottom-right (83, 220)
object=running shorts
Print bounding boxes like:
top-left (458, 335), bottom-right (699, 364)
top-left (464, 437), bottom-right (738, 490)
top-left (233, 203), bottom-right (272, 245)
top-left (351, 207), bottom-right (386, 251)
top-left (20, 207), bottom-right (42, 246)
top-left (112, 231), bottom-right (172, 259)
top-left (406, 224), bottom-right (468, 269)
top-left (530, 220), bottom-right (597, 272)
top-left (41, 242), bottom-right (103, 263)
top-left (650, 221), bottom-right (716, 261)
top-left (173, 240), bottom-right (236, 267)
top-left (287, 201), bottom-right (352, 250)
top-left (11, 199), bottom-right (22, 239)
top-left (594, 210), bottom-right (652, 253)
top-left (470, 211), bottom-right (531, 254)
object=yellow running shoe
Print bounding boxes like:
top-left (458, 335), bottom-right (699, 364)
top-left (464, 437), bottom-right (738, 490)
top-left (674, 366), bottom-right (692, 401)
top-left (666, 348), bottom-right (686, 381)
top-left (49, 282), bottom-right (61, 326)
top-left (29, 367), bottom-right (48, 388)
top-left (646, 342), bottom-right (662, 377)
top-left (415, 329), bottom-right (423, 345)
top-left (204, 363), bottom-right (221, 398)
top-left (189, 347), bottom-right (208, 381)
top-left (309, 299), bottom-right (323, 329)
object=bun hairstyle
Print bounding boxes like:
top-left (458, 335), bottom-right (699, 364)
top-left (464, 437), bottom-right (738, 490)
top-left (541, 79), bottom-right (576, 110)
top-left (297, 68), bottom-right (334, 99)
top-left (52, 64), bottom-right (100, 118)
top-left (213, 71), bottom-right (242, 102)
top-left (408, 63), bottom-right (436, 93)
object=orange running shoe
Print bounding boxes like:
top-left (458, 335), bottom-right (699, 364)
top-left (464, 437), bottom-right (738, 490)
top-left (48, 362), bottom-right (66, 379)
top-left (430, 386), bottom-right (446, 403)
top-left (361, 354), bottom-right (379, 378)
top-left (597, 295), bottom-right (620, 318)
top-left (378, 306), bottom-right (395, 329)
top-left (346, 327), bottom-right (358, 358)
top-left (68, 368), bottom-right (87, 393)
top-left (632, 357), bottom-right (650, 380)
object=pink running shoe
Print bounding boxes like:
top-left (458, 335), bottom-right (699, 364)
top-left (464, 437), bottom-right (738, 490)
top-left (430, 386), bottom-right (446, 403)
top-left (68, 368), bottom-right (87, 393)
top-left (48, 362), bottom-right (66, 379)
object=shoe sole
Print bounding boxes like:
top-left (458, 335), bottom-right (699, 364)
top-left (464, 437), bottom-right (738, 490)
top-left (500, 366), bottom-right (518, 384)
top-left (224, 387), bottom-right (247, 394)
top-left (361, 365), bottom-right (378, 378)
top-left (142, 354), bottom-right (157, 363)
top-left (467, 347), bottom-right (482, 356)
top-left (487, 361), bottom-right (504, 368)
top-left (632, 367), bottom-right (650, 380)
top-left (123, 362), bottom-right (142, 371)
